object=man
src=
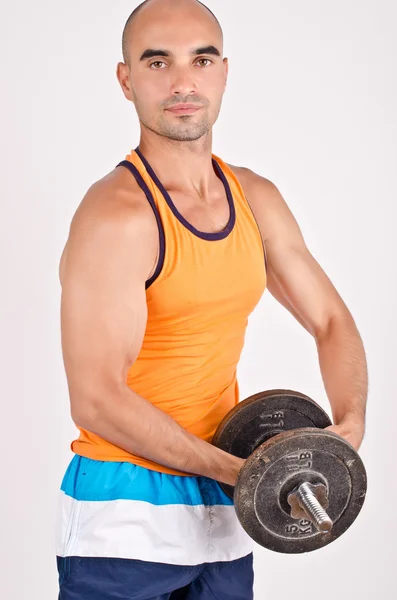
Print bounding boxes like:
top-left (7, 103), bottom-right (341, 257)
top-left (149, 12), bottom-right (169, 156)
top-left (56, 0), bottom-right (368, 598)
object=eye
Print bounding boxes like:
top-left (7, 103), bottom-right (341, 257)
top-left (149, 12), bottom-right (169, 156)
top-left (196, 58), bottom-right (213, 67)
top-left (149, 61), bottom-right (166, 69)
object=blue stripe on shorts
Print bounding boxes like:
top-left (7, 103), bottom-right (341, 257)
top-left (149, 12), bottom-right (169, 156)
top-left (61, 455), bottom-right (234, 505)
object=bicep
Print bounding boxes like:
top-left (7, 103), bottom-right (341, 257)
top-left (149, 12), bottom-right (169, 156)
top-left (60, 200), bottom-right (155, 418)
top-left (266, 238), bottom-right (348, 337)
top-left (251, 176), bottom-right (349, 337)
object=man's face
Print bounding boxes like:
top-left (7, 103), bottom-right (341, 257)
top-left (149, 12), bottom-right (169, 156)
top-left (119, 3), bottom-right (228, 142)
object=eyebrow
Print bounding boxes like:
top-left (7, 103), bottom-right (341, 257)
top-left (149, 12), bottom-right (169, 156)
top-left (139, 45), bottom-right (221, 61)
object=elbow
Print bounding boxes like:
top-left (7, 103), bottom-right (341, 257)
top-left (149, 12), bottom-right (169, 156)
top-left (70, 395), bottom-right (104, 430)
top-left (70, 382), bottom-right (120, 430)
top-left (315, 311), bottom-right (357, 344)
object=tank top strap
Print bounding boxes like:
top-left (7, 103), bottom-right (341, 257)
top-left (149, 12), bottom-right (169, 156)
top-left (211, 154), bottom-right (256, 216)
top-left (115, 158), bottom-right (165, 290)
top-left (211, 154), bottom-right (267, 270)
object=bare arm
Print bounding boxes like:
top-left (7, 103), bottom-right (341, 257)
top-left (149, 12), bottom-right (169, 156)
top-left (60, 179), bottom-right (244, 485)
top-left (235, 168), bottom-right (368, 448)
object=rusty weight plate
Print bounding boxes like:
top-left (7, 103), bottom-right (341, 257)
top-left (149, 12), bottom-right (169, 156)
top-left (212, 389), bottom-right (332, 497)
top-left (234, 428), bottom-right (367, 553)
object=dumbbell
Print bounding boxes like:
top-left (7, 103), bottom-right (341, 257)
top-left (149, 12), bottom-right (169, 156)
top-left (212, 389), bottom-right (367, 554)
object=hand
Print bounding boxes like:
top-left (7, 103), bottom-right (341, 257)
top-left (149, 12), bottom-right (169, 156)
top-left (325, 417), bottom-right (365, 452)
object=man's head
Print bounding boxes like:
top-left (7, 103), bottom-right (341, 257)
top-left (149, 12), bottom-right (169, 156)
top-left (117, 0), bottom-right (228, 143)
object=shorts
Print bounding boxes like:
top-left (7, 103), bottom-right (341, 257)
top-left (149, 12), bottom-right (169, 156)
top-left (55, 455), bottom-right (255, 599)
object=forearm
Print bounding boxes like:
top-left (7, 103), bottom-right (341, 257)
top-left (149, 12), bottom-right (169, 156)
top-left (315, 315), bottom-right (368, 428)
top-left (72, 385), bottom-right (244, 486)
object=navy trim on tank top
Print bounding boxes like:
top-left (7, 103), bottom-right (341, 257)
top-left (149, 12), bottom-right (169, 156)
top-left (116, 160), bottom-right (165, 290)
top-left (241, 193), bottom-right (268, 274)
top-left (135, 147), bottom-right (236, 241)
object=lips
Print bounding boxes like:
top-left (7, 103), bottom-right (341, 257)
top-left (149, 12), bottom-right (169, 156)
top-left (166, 104), bottom-right (202, 113)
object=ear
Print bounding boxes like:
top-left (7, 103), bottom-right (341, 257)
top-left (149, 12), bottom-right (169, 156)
top-left (223, 57), bottom-right (229, 90)
top-left (116, 62), bottom-right (135, 104)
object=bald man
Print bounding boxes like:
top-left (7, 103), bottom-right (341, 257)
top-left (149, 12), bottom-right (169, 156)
top-left (55, 1), bottom-right (367, 598)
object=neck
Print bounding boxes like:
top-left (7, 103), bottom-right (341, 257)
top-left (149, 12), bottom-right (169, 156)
top-left (137, 129), bottom-right (217, 198)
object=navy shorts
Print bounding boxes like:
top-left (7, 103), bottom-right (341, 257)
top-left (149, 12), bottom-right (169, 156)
top-left (56, 553), bottom-right (254, 599)
top-left (55, 455), bottom-right (255, 599)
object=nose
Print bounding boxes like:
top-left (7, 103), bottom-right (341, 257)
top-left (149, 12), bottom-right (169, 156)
top-left (170, 65), bottom-right (197, 96)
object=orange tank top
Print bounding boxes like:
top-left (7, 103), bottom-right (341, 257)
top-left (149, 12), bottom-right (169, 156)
top-left (70, 147), bottom-right (267, 475)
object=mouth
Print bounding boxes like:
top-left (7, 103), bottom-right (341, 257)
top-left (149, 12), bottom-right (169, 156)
top-left (166, 104), bottom-right (202, 115)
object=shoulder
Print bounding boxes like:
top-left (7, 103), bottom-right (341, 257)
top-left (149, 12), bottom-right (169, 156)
top-left (226, 163), bottom-right (304, 245)
top-left (226, 164), bottom-right (284, 230)
top-left (72, 166), bottom-right (157, 230)
top-left (226, 164), bottom-right (276, 191)
top-left (226, 163), bottom-right (284, 214)
top-left (59, 166), bottom-right (159, 283)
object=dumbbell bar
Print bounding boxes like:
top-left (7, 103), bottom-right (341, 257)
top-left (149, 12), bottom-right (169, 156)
top-left (212, 390), bottom-right (367, 554)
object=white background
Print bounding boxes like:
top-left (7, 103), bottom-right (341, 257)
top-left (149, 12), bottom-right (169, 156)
top-left (1, 1), bottom-right (396, 598)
